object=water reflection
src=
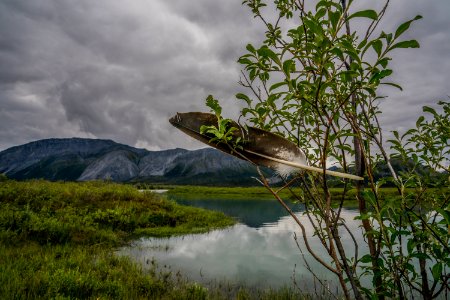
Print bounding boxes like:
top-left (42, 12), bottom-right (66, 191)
top-left (120, 198), bottom-right (365, 290)
top-left (173, 198), bottom-right (298, 228)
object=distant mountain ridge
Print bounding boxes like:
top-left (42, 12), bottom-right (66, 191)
top-left (0, 138), bottom-right (268, 185)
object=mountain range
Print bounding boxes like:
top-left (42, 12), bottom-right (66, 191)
top-left (3, 138), bottom-right (444, 186)
top-left (0, 138), bottom-right (271, 185)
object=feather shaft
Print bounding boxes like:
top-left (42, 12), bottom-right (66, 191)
top-left (244, 149), bottom-right (364, 181)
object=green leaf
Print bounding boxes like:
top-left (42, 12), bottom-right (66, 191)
top-left (256, 106), bottom-right (267, 116)
top-left (381, 82), bottom-right (403, 91)
top-left (423, 105), bottom-right (437, 116)
top-left (405, 263), bottom-right (416, 274)
top-left (238, 57), bottom-right (253, 65)
top-left (246, 43), bottom-right (256, 54)
top-left (235, 93), bottom-right (252, 105)
top-left (315, 8), bottom-right (326, 20)
top-left (372, 40), bottom-right (382, 57)
top-left (380, 31), bottom-right (393, 44)
top-left (362, 191), bottom-right (376, 206)
top-left (241, 107), bottom-right (256, 117)
top-left (390, 232), bottom-right (398, 245)
top-left (357, 39), bottom-right (367, 50)
top-left (269, 81), bottom-right (287, 92)
top-left (389, 40), bottom-right (420, 51)
top-left (360, 254), bottom-right (373, 263)
top-left (432, 263), bottom-right (443, 281)
top-left (267, 94), bottom-right (278, 107)
top-left (416, 116), bottom-right (425, 127)
top-left (205, 95), bottom-right (221, 115)
top-left (379, 69), bottom-right (393, 78)
top-left (282, 60), bottom-right (295, 76)
top-left (303, 18), bottom-right (323, 36)
top-left (395, 15), bottom-right (422, 39)
top-left (316, 0), bottom-right (330, 10)
top-left (377, 57), bottom-right (390, 68)
top-left (411, 252), bottom-right (430, 260)
top-left (370, 69), bottom-right (393, 82)
top-left (347, 10), bottom-right (378, 21)
top-left (249, 69), bottom-right (257, 80)
top-left (329, 10), bottom-right (340, 30)
top-left (258, 46), bottom-right (281, 66)
top-left (363, 86), bottom-right (376, 97)
top-left (407, 239), bottom-right (416, 254)
top-left (330, 46), bottom-right (344, 60)
top-left (402, 128), bottom-right (416, 139)
top-left (436, 208), bottom-right (450, 225)
top-left (393, 130), bottom-right (399, 140)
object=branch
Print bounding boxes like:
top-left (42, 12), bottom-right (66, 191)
top-left (256, 167), bottom-right (339, 275)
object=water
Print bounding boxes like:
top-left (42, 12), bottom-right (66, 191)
top-left (119, 197), bottom-right (366, 290)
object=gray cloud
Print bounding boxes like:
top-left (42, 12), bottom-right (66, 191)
top-left (0, 0), bottom-right (449, 151)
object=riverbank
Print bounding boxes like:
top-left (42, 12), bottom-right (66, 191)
top-left (0, 180), bottom-right (320, 299)
top-left (166, 185), bottom-right (378, 205)
top-left (0, 180), bottom-right (239, 299)
top-left (5, 180), bottom-right (442, 299)
top-left (163, 185), bottom-right (448, 206)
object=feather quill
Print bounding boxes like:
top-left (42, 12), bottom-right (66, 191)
top-left (169, 112), bottom-right (363, 181)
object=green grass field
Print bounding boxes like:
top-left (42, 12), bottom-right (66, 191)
top-left (0, 180), bottom-right (237, 299)
top-left (166, 184), bottom-right (403, 202)
top-left (0, 180), bottom-right (314, 299)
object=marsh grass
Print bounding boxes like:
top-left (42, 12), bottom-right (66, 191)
top-left (1, 180), bottom-right (398, 299)
top-left (0, 243), bottom-right (170, 299)
top-left (0, 180), bottom-right (235, 245)
top-left (0, 180), bottom-right (241, 299)
top-left (166, 185), bottom-right (409, 207)
top-left (167, 185), bottom-right (278, 200)
top-left (0, 180), bottom-right (321, 299)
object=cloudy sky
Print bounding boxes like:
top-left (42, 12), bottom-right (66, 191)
top-left (0, 0), bottom-right (449, 152)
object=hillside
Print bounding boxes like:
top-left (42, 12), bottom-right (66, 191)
top-left (0, 138), bottom-right (270, 185)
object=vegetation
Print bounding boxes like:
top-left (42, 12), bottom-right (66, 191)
top-left (203, 0), bottom-right (450, 299)
top-left (0, 180), bottom-right (240, 299)
top-left (0, 180), bottom-right (235, 242)
top-left (167, 185), bottom-right (448, 207)
top-left (0, 179), bottom-right (341, 299)
top-left (168, 185), bottom-right (283, 199)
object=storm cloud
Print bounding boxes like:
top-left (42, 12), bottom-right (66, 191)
top-left (0, 0), bottom-right (449, 151)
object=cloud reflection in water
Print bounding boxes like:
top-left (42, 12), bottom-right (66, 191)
top-left (120, 202), bottom-right (366, 290)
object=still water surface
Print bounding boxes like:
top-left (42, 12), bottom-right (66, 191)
top-left (120, 196), bottom-right (366, 290)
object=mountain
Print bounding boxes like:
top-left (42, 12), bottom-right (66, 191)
top-left (0, 138), bottom-right (271, 185)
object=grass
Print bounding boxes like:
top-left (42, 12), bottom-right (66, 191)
top-left (0, 243), bottom-right (170, 299)
top-left (0, 180), bottom-right (235, 243)
top-left (166, 185), bottom-right (447, 203)
top-left (0, 180), bottom-right (236, 299)
top-left (0, 180), bottom-right (318, 299)
top-left (167, 185), bottom-right (280, 200)
top-left (6, 180), bottom-right (441, 299)
top-left (166, 185), bottom-right (403, 206)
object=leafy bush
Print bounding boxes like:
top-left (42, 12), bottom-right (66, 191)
top-left (202, 0), bottom-right (449, 298)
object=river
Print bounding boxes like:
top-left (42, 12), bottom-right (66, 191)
top-left (118, 195), bottom-right (369, 291)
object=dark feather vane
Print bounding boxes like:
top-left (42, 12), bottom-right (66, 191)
top-left (169, 112), bottom-right (363, 181)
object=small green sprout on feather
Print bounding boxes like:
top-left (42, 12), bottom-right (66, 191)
top-left (200, 95), bottom-right (243, 151)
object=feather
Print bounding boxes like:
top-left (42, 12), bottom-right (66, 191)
top-left (169, 112), bottom-right (363, 181)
